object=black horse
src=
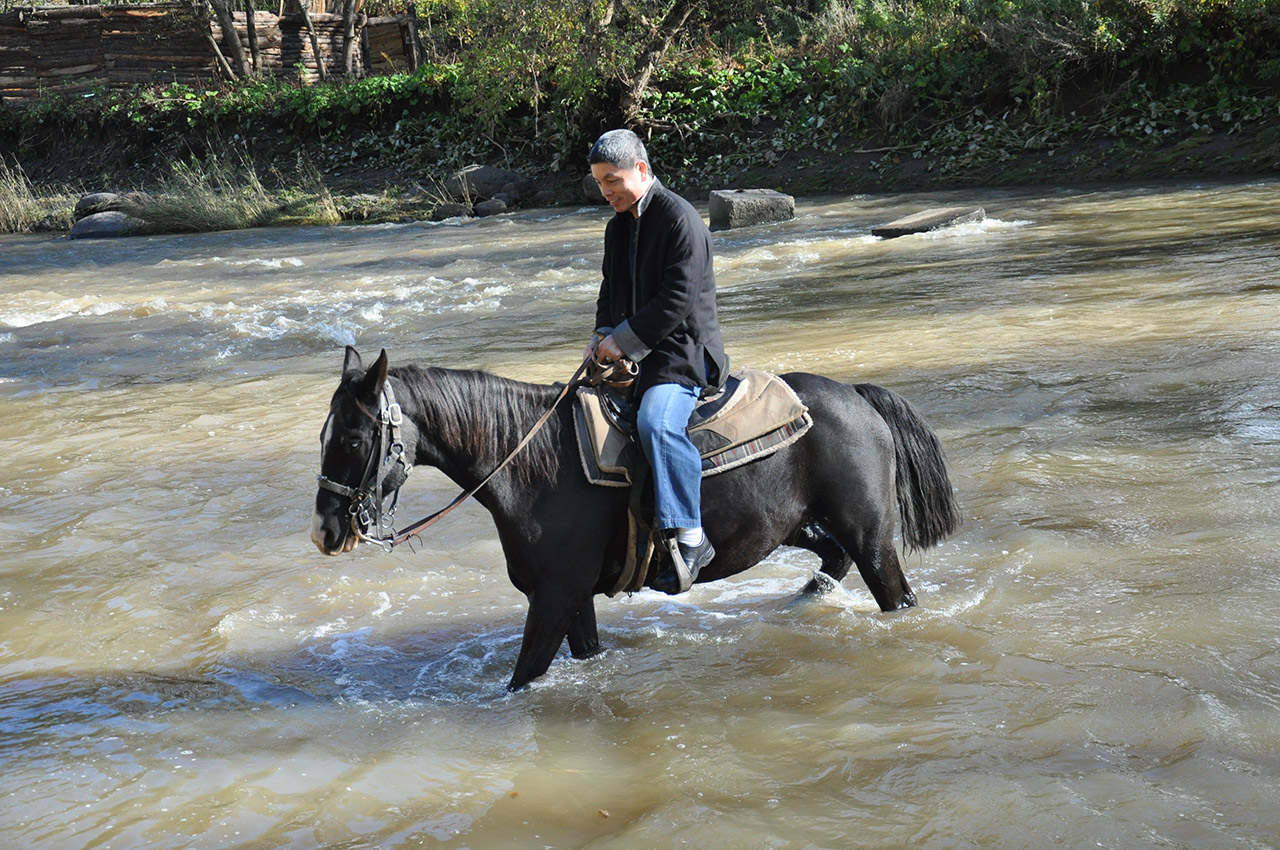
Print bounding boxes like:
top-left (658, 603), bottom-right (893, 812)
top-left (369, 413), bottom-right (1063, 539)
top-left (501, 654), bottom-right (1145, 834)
top-left (312, 347), bottom-right (960, 691)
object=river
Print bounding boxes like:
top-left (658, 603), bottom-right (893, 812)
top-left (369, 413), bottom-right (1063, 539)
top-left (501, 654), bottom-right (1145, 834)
top-left (2, 180), bottom-right (1279, 849)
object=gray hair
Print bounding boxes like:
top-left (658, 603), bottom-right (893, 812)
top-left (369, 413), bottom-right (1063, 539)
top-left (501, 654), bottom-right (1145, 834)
top-left (588, 129), bottom-right (650, 170)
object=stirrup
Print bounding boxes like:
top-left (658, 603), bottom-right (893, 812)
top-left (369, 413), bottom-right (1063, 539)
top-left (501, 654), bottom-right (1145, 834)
top-left (661, 535), bottom-right (696, 593)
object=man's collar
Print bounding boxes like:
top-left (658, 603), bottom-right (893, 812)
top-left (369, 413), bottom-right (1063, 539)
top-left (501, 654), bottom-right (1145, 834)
top-left (633, 176), bottom-right (662, 219)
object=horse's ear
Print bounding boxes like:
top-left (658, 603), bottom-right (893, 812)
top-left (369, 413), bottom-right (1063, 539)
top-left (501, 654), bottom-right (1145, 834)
top-left (343, 345), bottom-right (363, 375)
top-left (355, 349), bottom-right (390, 398)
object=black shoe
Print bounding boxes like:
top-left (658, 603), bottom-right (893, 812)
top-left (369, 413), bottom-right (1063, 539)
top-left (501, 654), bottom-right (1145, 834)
top-left (652, 536), bottom-right (716, 595)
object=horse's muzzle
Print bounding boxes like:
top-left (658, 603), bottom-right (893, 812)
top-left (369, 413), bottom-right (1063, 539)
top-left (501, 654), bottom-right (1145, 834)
top-left (312, 511), bottom-right (357, 556)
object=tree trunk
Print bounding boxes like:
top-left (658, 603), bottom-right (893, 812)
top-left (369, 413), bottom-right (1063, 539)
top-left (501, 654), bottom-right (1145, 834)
top-left (244, 0), bottom-right (262, 74)
top-left (620, 0), bottom-right (698, 124)
top-left (208, 0), bottom-right (251, 78)
top-left (297, 2), bottom-right (328, 82)
top-left (340, 0), bottom-right (361, 76)
top-left (402, 4), bottom-right (421, 71)
top-left (185, 0), bottom-right (237, 80)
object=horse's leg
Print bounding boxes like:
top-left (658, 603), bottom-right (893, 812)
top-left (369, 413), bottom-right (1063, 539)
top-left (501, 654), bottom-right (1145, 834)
top-left (508, 586), bottom-right (577, 691)
top-left (827, 514), bottom-right (916, 611)
top-left (870, 542), bottom-right (916, 610)
top-left (566, 600), bottom-right (603, 659)
top-left (786, 522), bottom-right (854, 593)
top-left (785, 375), bottom-right (918, 611)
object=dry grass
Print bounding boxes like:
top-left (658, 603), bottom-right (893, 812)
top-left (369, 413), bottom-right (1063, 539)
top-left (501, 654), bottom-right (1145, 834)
top-left (0, 160), bottom-right (75, 234)
top-left (132, 155), bottom-right (339, 233)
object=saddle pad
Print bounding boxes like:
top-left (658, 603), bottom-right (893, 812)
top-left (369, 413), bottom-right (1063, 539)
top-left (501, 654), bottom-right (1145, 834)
top-left (573, 369), bottom-right (812, 487)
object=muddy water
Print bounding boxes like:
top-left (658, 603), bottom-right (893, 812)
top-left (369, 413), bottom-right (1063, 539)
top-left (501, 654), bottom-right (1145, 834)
top-left (3, 181), bottom-right (1279, 849)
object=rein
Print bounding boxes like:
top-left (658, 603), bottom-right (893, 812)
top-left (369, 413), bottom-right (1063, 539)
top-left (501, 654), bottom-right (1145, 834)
top-left (322, 352), bottom-right (635, 551)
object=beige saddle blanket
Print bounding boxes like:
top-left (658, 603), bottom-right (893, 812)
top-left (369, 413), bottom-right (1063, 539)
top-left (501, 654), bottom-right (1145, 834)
top-left (573, 369), bottom-right (812, 487)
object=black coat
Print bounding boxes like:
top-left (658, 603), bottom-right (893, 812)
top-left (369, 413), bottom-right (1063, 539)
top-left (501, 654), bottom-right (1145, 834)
top-left (594, 178), bottom-right (727, 397)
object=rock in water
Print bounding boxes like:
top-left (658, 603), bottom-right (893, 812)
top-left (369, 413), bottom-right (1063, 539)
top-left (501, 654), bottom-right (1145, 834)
top-left (708, 189), bottom-right (795, 231)
top-left (871, 207), bottom-right (986, 239)
top-left (69, 211), bottom-right (146, 240)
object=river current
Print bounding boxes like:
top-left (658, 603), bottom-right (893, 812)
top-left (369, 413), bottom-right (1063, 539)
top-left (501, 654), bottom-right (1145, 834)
top-left (2, 180), bottom-right (1279, 849)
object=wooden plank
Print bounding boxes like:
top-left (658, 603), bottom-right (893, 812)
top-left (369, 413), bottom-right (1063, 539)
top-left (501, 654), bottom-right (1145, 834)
top-left (871, 206), bottom-right (987, 239)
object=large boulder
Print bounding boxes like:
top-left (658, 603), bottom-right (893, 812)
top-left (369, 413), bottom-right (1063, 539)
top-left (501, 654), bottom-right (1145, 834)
top-left (709, 189), bottom-right (795, 231)
top-left (473, 198), bottom-right (508, 217)
top-left (74, 191), bottom-right (145, 221)
top-left (582, 172), bottom-right (607, 204)
top-left (444, 165), bottom-right (529, 204)
top-left (69, 210), bottom-right (146, 240)
top-left (431, 202), bottom-right (474, 222)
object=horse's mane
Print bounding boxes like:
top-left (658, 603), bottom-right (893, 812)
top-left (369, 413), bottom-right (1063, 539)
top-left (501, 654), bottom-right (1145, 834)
top-left (390, 364), bottom-right (566, 486)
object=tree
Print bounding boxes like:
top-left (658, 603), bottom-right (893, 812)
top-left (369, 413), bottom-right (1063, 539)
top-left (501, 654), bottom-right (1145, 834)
top-left (618, 0), bottom-right (698, 124)
top-left (184, 0), bottom-right (237, 80)
top-left (208, 0), bottom-right (252, 78)
top-left (425, 0), bottom-right (704, 148)
top-left (339, 0), bottom-right (366, 77)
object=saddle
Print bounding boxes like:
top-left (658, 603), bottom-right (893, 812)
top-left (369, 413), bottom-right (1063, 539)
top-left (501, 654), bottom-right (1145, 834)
top-left (572, 370), bottom-right (813, 595)
top-left (573, 369), bottom-right (812, 487)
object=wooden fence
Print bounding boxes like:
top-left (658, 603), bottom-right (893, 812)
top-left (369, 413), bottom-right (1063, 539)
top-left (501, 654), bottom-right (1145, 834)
top-left (0, 3), bottom-right (420, 102)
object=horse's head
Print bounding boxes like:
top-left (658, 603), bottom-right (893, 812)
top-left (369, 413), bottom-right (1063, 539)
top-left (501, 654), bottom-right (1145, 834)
top-left (311, 346), bottom-right (415, 556)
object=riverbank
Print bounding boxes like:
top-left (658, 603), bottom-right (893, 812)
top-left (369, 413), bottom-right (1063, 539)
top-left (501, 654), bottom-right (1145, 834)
top-left (5, 99), bottom-right (1280, 235)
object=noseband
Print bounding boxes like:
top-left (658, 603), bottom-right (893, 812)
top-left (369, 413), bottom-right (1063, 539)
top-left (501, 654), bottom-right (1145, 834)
top-left (317, 381), bottom-right (412, 550)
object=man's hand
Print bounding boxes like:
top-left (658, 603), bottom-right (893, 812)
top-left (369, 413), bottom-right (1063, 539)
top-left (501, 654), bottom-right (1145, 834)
top-left (592, 333), bottom-right (625, 364)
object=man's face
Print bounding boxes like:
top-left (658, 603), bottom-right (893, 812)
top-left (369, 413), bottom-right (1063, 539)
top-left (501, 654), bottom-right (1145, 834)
top-left (591, 160), bottom-right (651, 216)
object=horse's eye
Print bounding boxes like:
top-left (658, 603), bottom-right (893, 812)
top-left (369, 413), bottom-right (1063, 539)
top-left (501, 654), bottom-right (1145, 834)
top-left (343, 438), bottom-right (365, 452)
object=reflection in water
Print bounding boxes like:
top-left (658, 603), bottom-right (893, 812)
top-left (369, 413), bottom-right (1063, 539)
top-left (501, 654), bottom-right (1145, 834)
top-left (3, 181), bottom-right (1280, 848)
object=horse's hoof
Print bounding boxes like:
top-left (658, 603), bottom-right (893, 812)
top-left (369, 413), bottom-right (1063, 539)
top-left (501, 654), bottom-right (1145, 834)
top-left (802, 572), bottom-right (840, 594)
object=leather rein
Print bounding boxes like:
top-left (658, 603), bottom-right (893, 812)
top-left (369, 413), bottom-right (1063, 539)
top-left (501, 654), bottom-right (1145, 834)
top-left (318, 353), bottom-right (636, 551)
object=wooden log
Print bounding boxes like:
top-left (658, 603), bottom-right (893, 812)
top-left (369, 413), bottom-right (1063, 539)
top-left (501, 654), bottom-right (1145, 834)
top-left (27, 20), bottom-right (104, 35)
top-left (31, 6), bottom-right (104, 21)
top-left (0, 5), bottom-right (413, 91)
top-left (40, 63), bottom-right (104, 77)
top-left (871, 207), bottom-right (987, 239)
top-left (101, 7), bottom-right (185, 20)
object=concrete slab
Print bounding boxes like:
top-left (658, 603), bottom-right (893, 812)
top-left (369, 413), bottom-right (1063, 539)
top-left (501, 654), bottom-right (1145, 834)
top-left (871, 206), bottom-right (986, 239)
top-left (709, 189), bottom-right (795, 230)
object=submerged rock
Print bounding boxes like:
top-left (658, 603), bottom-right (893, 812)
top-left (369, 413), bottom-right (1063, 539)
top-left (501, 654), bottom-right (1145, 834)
top-left (473, 198), bottom-right (508, 217)
top-left (431, 202), bottom-right (474, 221)
top-left (69, 210), bottom-right (146, 240)
top-left (871, 206), bottom-right (986, 239)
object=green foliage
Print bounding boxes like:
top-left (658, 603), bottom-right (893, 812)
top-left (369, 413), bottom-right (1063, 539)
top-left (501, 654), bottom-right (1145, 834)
top-left (3, 0), bottom-right (1279, 203)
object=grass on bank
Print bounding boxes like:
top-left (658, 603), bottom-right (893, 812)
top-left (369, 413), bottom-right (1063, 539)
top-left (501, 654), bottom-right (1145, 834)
top-left (132, 155), bottom-right (341, 233)
top-left (0, 160), bottom-right (75, 233)
top-left (0, 155), bottom-right (350, 235)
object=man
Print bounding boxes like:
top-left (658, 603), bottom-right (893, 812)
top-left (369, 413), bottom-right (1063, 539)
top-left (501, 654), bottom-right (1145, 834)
top-left (585, 128), bottom-right (728, 594)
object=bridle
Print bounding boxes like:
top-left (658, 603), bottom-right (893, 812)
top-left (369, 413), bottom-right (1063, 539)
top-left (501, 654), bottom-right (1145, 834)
top-left (316, 379), bottom-right (414, 550)
top-left (316, 353), bottom-right (636, 552)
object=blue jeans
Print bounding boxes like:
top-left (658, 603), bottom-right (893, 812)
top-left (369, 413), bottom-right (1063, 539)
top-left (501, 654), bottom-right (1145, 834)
top-left (636, 383), bottom-right (702, 530)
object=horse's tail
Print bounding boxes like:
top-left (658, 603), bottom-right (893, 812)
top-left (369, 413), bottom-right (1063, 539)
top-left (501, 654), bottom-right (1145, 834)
top-left (853, 384), bottom-right (961, 552)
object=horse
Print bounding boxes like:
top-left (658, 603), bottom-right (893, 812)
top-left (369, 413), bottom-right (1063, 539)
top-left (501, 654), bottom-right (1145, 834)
top-left (311, 347), bottom-right (960, 691)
